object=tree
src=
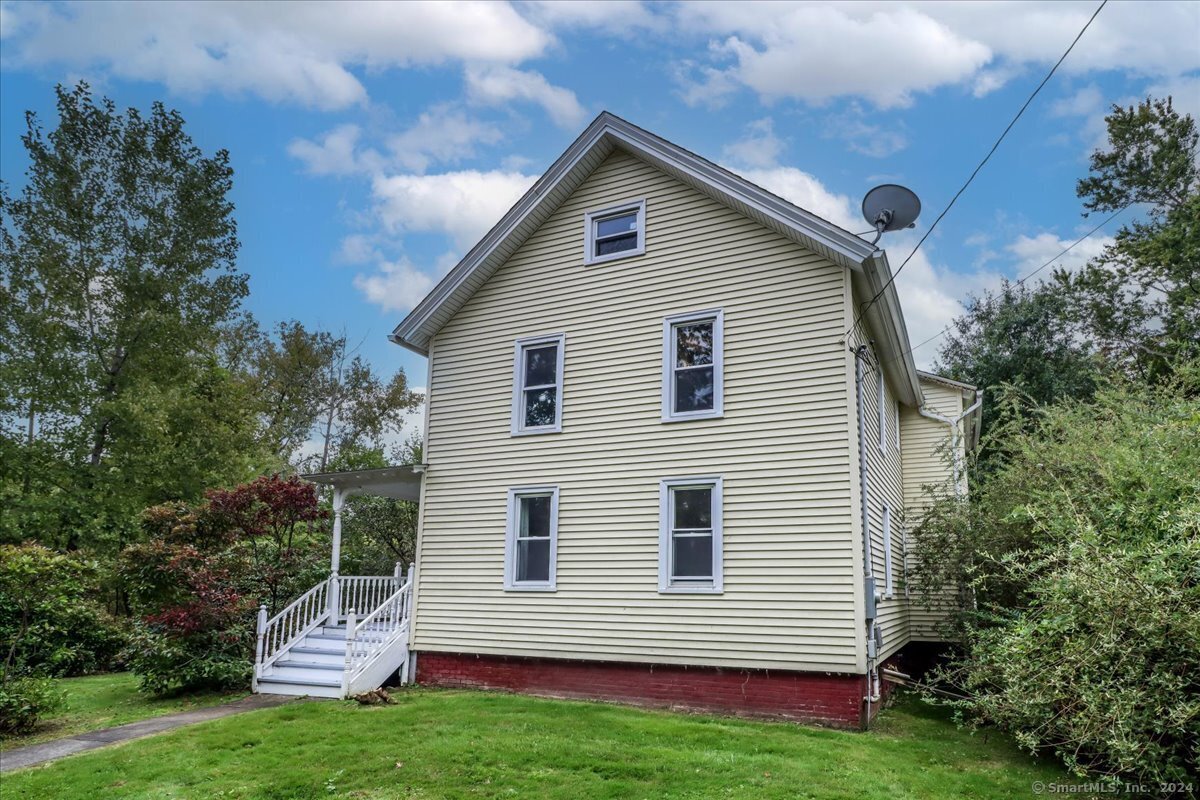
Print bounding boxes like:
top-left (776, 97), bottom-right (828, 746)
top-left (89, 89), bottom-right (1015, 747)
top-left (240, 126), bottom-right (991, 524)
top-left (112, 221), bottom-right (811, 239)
top-left (935, 96), bottom-right (1198, 459)
top-left (908, 369), bottom-right (1200, 782)
top-left (120, 475), bottom-right (329, 694)
top-left (330, 437), bottom-right (423, 575)
top-left (934, 280), bottom-right (1099, 467)
top-left (204, 474), bottom-right (329, 613)
top-left (0, 83), bottom-right (254, 551)
top-left (1056, 96), bottom-right (1199, 378)
top-left (306, 335), bottom-right (422, 473)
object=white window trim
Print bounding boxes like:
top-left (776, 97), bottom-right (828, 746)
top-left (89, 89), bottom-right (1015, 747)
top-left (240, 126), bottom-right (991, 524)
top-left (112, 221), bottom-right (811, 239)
top-left (878, 370), bottom-right (888, 453)
top-left (511, 333), bottom-right (565, 436)
top-left (661, 308), bottom-right (724, 423)
top-left (504, 486), bottom-right (559, 591)
top-left (658, 476), bottom-right (723, 594)
top-left (583, 199), bottom-right (646, 265)
top-left (883, 504), bottom-right (894, 598)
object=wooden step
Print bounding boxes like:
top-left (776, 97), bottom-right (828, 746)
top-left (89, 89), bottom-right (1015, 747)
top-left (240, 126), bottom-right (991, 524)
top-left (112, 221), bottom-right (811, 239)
top-left (256, 678), bottom-right (343, 699)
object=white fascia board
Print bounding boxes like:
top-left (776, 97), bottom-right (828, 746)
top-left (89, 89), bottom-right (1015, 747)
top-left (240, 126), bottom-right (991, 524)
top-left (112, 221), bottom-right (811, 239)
top-left (854, 251), bottom-right (922, 408)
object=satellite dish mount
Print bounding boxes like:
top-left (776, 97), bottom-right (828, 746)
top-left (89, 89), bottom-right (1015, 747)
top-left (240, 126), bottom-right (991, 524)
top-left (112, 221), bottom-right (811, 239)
top-left (861, 184), bottom-right (921, 246)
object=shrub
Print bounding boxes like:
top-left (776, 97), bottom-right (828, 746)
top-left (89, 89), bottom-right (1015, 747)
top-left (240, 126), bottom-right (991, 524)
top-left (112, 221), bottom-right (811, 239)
top-left (0, 542), bottom-right (126, 678)
top-left (124, 621), bottom-right (251, 696)
top-left (120, 475), bottom-right (327, 695)
top-left (910, 367), bottom-right (1200, 783)
top-left (0, 676), bottom-right (64, 735)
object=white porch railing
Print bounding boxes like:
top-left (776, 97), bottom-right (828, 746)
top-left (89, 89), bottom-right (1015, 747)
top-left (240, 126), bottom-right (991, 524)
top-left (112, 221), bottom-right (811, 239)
top-left (341, 564), bottom-right (415, 695)
top-left (254, 564), bottom-right (415, 696)
top-left (331, 575), bottom-right (400, 625)
top-left (254, 578), bottom-right (333, 688)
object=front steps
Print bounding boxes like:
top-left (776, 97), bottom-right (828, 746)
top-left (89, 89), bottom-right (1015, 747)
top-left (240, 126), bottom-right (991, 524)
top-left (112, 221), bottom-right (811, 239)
top-left (256, 624), bottom-right (398, 699)
top-left (254, 569), bottom-right (415, 700)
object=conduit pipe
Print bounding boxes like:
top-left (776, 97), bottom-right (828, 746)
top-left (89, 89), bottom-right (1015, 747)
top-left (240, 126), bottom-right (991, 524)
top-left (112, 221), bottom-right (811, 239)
top-left (918, 391), bottom-right (982, 498)
top-left (852, 344), bottom-right (881, 721)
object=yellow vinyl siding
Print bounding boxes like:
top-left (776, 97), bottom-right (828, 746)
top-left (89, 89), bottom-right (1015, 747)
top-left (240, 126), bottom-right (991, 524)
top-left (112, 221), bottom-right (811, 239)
top-left (900, 381), bottom-right (965, 641)
top-left (414, 149), bottom-right (861, 672)
top-left (845, 290), bottom-right (908, 662)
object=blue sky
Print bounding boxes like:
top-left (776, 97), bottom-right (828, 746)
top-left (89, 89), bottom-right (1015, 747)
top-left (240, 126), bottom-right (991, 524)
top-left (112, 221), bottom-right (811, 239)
top-left (2, 0), bottom-right (1198, 399)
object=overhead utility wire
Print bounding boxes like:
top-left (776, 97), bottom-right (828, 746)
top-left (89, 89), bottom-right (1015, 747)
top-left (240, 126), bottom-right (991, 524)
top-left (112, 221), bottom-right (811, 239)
top-left (845, 0), bottom-right (1109, 342)
top-left (889, 204), bottom-right (1128, 367)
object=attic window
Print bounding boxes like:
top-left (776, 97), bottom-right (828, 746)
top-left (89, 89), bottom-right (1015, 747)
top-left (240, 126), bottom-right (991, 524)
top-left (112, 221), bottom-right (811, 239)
top-left (584, 199), bottom-right (645, 264)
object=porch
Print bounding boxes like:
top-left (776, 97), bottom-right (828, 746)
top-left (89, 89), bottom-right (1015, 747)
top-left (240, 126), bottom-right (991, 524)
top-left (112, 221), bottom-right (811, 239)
top-left (252, 464), bottom-right (425, 698)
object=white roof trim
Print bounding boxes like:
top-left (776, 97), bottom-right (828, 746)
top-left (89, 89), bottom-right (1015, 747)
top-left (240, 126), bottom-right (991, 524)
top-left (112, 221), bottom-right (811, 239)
top-left (390, 111), bottom-right (879, 357)
top-left (303, 464), bottom-right (425, 501)
top-left (917, 370), bottom-right (978, 394)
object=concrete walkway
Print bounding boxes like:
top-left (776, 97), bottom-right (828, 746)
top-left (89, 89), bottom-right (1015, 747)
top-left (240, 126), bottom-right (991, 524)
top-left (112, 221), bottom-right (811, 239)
top-left (0, 693), bottom-right (298, 772)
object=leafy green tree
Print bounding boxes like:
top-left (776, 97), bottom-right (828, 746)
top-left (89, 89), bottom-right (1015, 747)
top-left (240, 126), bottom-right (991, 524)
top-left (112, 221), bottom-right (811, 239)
top-left (0, 543), bottom-right (125, 679)
top-left (0, 83), bottom-right (254, 551)
top-left (306, 335), bottom-right (422, 473)
top-left (331, 437), bottom-right (423, 575)
top-left (1056, 96), bottom-right (1199, 378)
top-left (934, 280), bottom-right (1099, 467)
top-left (908, 368), bottom-right (1200, 782)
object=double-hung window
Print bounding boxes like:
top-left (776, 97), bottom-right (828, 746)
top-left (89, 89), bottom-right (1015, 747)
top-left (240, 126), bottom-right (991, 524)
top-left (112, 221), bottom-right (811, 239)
top-left (584, 199), bottom-right (645, 264)
top-left (662, 309), bottom-right (724, 421)
top-left (504, 487), bottom-right (559, 591)
top-left (512, 334), bottom-right (564, 435)
top-left (659, 477), bottom-right (723, 593)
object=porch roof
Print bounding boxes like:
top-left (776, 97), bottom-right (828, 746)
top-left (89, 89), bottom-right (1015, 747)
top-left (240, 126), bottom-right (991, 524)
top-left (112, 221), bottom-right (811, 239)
top-left (303, 464), bottom-right (425, 502)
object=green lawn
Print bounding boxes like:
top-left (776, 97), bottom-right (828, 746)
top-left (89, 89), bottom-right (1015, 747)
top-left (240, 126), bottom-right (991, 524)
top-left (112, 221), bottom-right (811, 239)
top-left (0, 672), bottom-right (243, 751)
top-left (4, 687), bottom-right (1064, 799)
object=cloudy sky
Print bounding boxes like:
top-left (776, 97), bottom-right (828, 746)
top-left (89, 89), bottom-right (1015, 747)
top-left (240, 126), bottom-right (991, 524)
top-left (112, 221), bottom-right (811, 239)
top-left (2, 0), bottom-right (1198, 388)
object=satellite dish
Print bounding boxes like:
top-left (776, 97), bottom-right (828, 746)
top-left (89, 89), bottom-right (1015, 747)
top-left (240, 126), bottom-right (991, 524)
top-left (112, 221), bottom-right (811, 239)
top-left (861, 184), bottom-right (921, 245)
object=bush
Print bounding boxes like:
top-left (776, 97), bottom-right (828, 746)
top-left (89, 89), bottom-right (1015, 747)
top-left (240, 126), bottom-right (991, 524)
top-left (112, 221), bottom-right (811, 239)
top-left (910, 368), bottom-right (1200, 783)
top-left (0, 676), bottom-right (64, 735)
top-left (0, 542), bottom-right (127, 678)
top-left (124, 621), bottom-right (251, 696)
top-left (120, 475), bottom-right (327, 695)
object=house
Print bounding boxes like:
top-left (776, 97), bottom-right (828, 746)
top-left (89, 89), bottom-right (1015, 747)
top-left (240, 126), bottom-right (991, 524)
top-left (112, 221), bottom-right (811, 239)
top-left (252, 112), bottom-right (980, 730)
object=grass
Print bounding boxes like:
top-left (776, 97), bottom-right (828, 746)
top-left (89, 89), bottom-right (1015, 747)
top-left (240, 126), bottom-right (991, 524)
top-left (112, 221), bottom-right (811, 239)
top-left (0, 672), bottom-right (243, 751)
top-left (3, 687), bottom-right (1065, 799)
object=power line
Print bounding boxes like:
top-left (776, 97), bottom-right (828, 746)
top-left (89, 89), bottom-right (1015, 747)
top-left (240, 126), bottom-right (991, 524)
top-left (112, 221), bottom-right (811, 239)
top-left (845, 0), bottom-right (1109, 341)
top-left (892, 204), bottom-right (1128, 366)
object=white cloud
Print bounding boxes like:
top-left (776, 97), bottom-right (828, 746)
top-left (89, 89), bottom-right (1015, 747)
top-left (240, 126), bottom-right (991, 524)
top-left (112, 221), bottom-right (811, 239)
top-left (672, 1), bottom-right (1200, 109)
top-left (464, 65), bottom-right (587, 129)
top-left (371, 169), bottom-right (537, 248)
top-left (2, 1), bottom-right (552, 109)
top-left (674, 56), bottom-right (741, 109)
top-left (353, 258), bottom-right (438, 313)
top-left (823, 104), bottom-right (908, 158)
top-left (1007, 230), bottom-right (1113, 277)
top-left (722, 118), bottom-right (785, 168)
top-left (288, 124), bottom-right (383, 176)
top-left (387, 105), bottom-right (504, 173)
top-left (729, 165), bottom-right (860, 231)
top-left (677, 4), bottom-right (991, 109)
top-left (353, 251), bottom-right (460, 313)
top-left (289, 105), bottom-right (504, 178)
top-left (521, 0), bottom-right (664, 35)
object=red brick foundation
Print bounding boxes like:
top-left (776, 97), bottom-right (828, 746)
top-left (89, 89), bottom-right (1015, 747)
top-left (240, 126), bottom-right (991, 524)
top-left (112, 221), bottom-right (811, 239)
top-left (416, 651), bottom-right (869, 729)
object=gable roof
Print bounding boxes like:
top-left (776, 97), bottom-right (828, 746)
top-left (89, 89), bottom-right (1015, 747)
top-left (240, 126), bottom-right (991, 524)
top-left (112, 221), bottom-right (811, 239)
top-left (389, 111), bottom-right (924, 406)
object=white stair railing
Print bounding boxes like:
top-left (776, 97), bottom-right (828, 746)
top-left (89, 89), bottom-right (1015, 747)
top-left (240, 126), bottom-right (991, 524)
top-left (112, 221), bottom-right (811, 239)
top-left (254, 578), bottom-right (332, 688)
top-left (332, 575), bottom-right (401, 625)
top-left (341, 563), bottom-right (415, 695)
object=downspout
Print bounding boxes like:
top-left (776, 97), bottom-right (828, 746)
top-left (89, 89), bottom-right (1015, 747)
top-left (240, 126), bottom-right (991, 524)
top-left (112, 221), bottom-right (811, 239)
top-left (852, 345), bottom-right (881, 721)
top-left (917, 390), bottom-right (982, 499)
